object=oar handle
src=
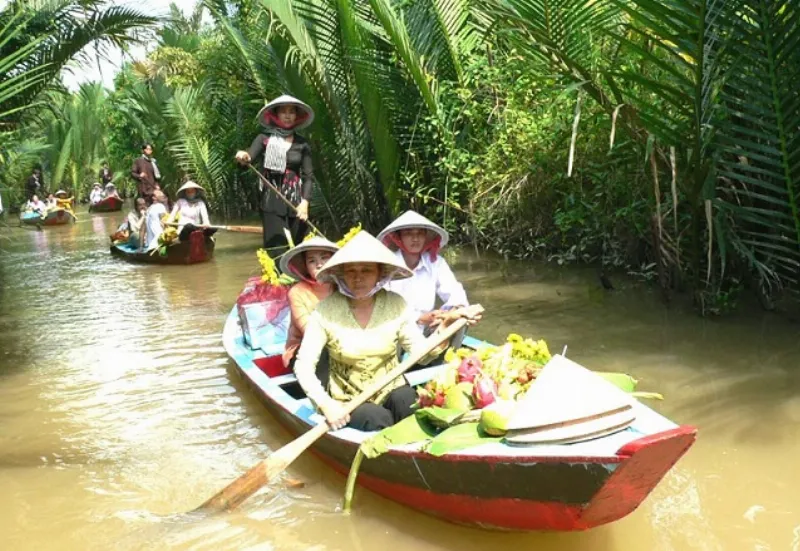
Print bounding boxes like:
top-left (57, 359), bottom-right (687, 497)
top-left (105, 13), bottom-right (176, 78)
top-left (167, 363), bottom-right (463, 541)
top-left (195, 305), bottom-right (483, 513)
top-left (340, 309), bottom-right (481, 416)
top-left (164, 222), bottom-right (263, 234)
top-left (245, 164), bottom-right (326, 239)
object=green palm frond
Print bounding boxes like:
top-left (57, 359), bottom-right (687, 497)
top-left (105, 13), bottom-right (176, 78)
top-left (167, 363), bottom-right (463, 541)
top-left (0, 1), bottom-right (157, 122)
top-left (164, 86), bottom-right (230, 208)
top-left (713, 0), bottom-right (800, 287)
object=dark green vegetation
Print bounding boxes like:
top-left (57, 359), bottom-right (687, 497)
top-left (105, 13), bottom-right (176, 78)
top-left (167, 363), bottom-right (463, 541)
top-left (1, 0), bottom-right (798, 315)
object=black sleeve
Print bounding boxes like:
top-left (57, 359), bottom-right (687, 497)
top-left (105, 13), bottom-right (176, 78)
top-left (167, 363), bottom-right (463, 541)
top-left (247, 134), bottom-right (267, 164)
top-left (300, 141), bottom-right (314, 201)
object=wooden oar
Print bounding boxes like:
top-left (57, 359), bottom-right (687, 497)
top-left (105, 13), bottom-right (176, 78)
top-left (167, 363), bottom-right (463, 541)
top-left (245, 163), bottom-right (327, 239)
top-left (193, 305), bottom-right (483, 515)
top-left (164, 222), bottom-right (263, 234)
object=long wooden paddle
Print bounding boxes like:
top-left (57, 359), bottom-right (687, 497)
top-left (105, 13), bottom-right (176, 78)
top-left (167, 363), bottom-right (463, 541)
top-left (164, 222), bottom-right (263, 234)
top-left (244, 163), bottom-right (326, 239)
top-left (194, 305), bottom-right (483, 515)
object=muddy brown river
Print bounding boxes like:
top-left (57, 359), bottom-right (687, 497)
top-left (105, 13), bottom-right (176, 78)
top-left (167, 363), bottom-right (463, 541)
top-left (1, 210), bottom-right (798, 550)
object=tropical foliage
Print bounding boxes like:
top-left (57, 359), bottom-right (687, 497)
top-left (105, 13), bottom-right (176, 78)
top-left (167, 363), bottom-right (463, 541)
top-left (0, 0), bottom-right (156, 202)
top-left (3, 0), bottom-right (800, 315)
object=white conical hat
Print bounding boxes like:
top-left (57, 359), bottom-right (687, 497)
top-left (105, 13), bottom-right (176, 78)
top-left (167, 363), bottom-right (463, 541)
top-left (376, 210), bottom-right (449, 248)
top-left (104, 183), bottom-right (116, 189)
top-left (54, 190), bottom-right (68, 198)
top-left (317, 231), bottom-right (413, 282)
top-left (279, 236), bottom-right (340, 279)
top-left (177, 181), bottom-right (204, 195)
top-left (256, 94), bottom-right (315, 130)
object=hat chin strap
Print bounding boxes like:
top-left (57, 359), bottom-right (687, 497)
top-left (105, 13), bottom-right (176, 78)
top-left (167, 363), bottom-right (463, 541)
top-left (329, 270), bottom-right (398, 300)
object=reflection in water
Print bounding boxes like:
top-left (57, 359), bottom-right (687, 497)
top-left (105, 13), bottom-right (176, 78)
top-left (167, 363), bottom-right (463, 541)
top-left (0, 211), bottom-right (798, 550)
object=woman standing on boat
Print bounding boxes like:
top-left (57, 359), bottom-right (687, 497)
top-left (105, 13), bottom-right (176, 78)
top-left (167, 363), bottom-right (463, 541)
top-left (234, 95), bottom-right (315, 259)
top-left (279, 236), bottom-right (340, 371)
top-left (99, 162), bottom-right (113, 186)
top-left (377, 211), bottom-right (470, 333)
top-left (292, 231), bottom-right (478, 432)
top-left (166, 181), bottom-right (213, 241)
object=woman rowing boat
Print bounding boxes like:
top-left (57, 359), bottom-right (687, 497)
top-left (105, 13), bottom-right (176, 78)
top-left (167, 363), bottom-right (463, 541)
top-left (292, 231), bottom-right (479, 431)
top-left (234, 95), bottom-right (315, 258)
top-left (167, 181), bottom-right (213, 241)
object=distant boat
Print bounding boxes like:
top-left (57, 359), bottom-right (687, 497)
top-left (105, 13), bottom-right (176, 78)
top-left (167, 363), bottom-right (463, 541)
top-left (222, 294), bottom-right (697, 531)
top-left (89, 196), bottom-right (124, 213)
top-left (20, 208), bottom-right (76, 226)
top-left (110, 231), bottom-right (215, 265)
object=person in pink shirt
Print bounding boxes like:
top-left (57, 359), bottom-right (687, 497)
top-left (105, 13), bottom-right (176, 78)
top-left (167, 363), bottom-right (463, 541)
top-left (279, 236), bottom-right (340, 370)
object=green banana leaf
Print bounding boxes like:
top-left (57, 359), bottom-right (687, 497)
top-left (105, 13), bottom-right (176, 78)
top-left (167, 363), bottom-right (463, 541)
top-left (595, 371), bottom-right (638, 392)
top-left (425, 422), bottom-right (503, 457)
top-left (414, 406), bottom-right (465, 428)
top-left (360, 414), bottom-right (438, 459)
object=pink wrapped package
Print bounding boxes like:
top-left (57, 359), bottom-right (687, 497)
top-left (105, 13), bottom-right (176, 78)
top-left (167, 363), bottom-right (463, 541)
top-left (237, 278), bottom-right (290, 351)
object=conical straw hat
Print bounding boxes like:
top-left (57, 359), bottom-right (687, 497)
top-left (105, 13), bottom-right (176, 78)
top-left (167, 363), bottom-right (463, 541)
top-left (54, 190), bottom-right (68, 198)
top-left (178, 181), bottom-right (203, 193)
top-left (377, 210), bottom-right (449, 248)
top-left (317, 231), bottom-right (413, 282)
top-left (279, 236), bottom-right (340, 279)
top-left (256, 94), bottom-right (315, 130)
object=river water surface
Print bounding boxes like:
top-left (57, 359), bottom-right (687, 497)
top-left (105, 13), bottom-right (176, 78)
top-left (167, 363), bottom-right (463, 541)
top-left (1, 210), bottom-right (799, 551)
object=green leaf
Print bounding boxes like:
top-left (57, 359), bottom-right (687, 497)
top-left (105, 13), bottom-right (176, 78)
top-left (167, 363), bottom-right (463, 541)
top-left (414, 406), bottom-right (465, 428)
top-left (425, 422), bottom-right (502, 457)
top-left (360, 414), bottom-right (438, 458)
top-left (595, 371), bottom-right (638, 392)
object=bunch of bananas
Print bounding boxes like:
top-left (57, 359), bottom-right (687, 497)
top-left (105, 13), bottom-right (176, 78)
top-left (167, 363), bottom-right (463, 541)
top-left (153, 226), bottom-right (179, 256)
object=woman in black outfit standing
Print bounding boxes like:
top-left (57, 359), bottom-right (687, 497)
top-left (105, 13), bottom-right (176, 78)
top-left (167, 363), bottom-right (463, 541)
top-left (235, 95), bottom-right (314, 258)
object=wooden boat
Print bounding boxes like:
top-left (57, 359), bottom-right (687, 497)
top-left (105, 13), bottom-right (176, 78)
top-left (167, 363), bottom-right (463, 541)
top-left (222, 299), bottom-right (697, 531)
top-left (110, 231), bottom-right (215, 265)
top-left (20, 207), bottom-right (76, 226)
top-left (89, 196), bottom-right (124, 213)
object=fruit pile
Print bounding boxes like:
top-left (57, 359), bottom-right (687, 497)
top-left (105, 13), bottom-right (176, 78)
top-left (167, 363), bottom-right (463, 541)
top-left (416, 333), bottom-right (551, 412)
top-left (154, 226), bottom-right (179, 256)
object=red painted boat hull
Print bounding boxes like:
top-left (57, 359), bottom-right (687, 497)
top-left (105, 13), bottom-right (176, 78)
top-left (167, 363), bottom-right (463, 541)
top-left (89, 196), bottom-right (124, 212)
top-left (224, 310), bottom-right (697, 531)
top-left (110, 231), bottom-right (214, 265)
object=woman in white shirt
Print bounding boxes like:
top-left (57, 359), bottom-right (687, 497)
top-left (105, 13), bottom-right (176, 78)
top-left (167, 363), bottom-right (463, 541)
top-left (104, 183), bottom-right (120, 199)
top-left (377, 210), bottom-right (471, 333)
top-left (89, 183), bottom-right (104, 204)
top-left (167, 181), bottom-right (213, 240)
top-left (140, 190), bottom-right (169, 250)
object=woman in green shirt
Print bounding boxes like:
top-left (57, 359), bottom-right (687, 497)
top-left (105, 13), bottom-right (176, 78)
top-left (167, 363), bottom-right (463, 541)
top-left (293, 231), bottom-right (469, 431)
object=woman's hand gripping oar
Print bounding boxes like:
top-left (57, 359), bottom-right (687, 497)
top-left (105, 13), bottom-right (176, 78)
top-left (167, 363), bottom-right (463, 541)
top-left (192, 304), bottom-right (484, 515)
top-left (244, 164), bottom-right (326, 239)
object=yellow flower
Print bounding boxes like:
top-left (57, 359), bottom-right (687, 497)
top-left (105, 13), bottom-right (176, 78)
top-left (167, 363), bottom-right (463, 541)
top-left (257, 248), bottom-right (280, 285)
top-left (303, 232), bottom-right (318, 242)
top-left (507, 333), bottom-right (523, 344)
top-left (336, 223), bottom-right (362, 247)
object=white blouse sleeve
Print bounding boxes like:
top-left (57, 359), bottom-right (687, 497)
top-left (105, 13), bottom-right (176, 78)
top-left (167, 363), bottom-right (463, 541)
top-left (199, 201), bottom-right (210, 226)
top-left (435, 257), bottom-right (468, 311)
